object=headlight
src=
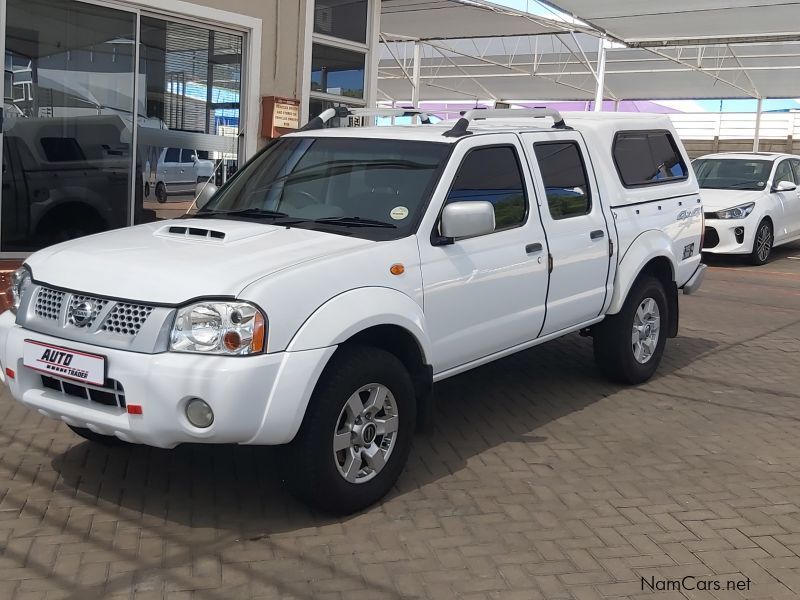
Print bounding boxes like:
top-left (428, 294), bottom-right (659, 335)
top-left (170, 301), bottom-right (266, 355)
top-left (710, 202), bottom-right (755, 220)
top-left (8, 266), bottom-right (32, 314)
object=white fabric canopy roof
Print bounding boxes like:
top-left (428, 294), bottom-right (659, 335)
top-left (380, 0), bottom-right (586, 41)
top-left (545, 0), bottom-right (800, 46)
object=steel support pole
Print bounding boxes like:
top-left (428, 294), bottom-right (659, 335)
top-left (411, 41), bottom-right (421, 123)
top-left (753, 97), bottom-right (764, 152)
top-left (594, 37), bottom-right (607, 112)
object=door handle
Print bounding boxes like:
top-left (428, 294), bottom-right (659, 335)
top-left (526, 242), bottom-right (543, 254)
top-left (590, 229), bottom-right (605, 240)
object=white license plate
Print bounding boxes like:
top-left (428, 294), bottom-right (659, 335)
top-left (23, 340), bottom-right (106, 386)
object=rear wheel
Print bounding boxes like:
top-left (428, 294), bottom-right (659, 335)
top-left (750, 219), bottom-right (772, 265)
top-left (283, 345), bottom-right (415, 515)
top-left (155, 182), bottom-right (168, 204)
top-left (593, 275), bottom-right (668, 384)
top-left (67, 425), bottom-right (130, 446)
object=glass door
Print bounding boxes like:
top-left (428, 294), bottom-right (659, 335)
top-left (2, 0), bottom-right (136, 252)
top-left (136, 15), bottom-right (243, 223)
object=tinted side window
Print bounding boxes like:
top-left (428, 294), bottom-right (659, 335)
top-left (775, 160), bottom-right (795, 184)
top-left (613, 131), bottom-right (688, 187)
top-left (181, 149), bottom-right (196, 162)
top-left (40, 138), bottom-right (86, 162)
top-left (446, 146), bottom-right (527, 230)
top-left (792, 160), bottom-right (800, 183)
top-left (533, 142), bottom-right (591, 219)
top-left (164, 148), bottom-right (180, 163)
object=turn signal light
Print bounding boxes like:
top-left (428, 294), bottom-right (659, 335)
top-left (390, 263), bottom-right (405, 276)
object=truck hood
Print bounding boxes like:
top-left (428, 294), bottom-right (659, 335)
top-left (26, 218), bottom-right (372, 304)
top-left (700, 188), bottom-right (765, 212)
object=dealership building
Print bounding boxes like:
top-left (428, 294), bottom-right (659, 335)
top-left (1, 0), bottom-right (382, 260)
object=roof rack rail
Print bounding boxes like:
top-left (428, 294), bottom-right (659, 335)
top-left (442, 108), bottom-right (568, 138)
top-left (298, 107), bottom-right (432, 131)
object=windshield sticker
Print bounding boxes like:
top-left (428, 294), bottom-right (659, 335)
top-left (390, 206), bottom-right (409, 221)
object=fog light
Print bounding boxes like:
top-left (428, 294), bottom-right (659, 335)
top-left (185, 398), bottom-right (214, 428)
top-left (734, 226), bottom-right (745, 244)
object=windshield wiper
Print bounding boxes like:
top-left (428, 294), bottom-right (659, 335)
top-left (193, 208), bottom-right (291, 219)
top-left (314, 216), bottom-right (398, 229)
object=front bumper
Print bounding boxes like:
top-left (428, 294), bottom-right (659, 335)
top-left (703, 216), bottom-right (757, 255)
top-left (0, 311), bottom-right (334, 447)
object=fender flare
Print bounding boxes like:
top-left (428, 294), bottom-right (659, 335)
top-left (607, 230), bottom-right (677, 315)
top-left (286, 287), bottom-right (431, 360)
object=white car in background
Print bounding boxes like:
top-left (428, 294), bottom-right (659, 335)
top-left (696, 152), bottom-right (800, 264)
top-left (151, 148), bottom-right (215, 203)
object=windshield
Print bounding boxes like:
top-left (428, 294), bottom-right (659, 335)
top-left (199, 136), bottom-right (449, 239)
top-left (693, 158), bottom-right (772, 191)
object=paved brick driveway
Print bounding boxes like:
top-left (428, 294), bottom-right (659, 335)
top-left (1, 244), bottom-right (800, 599)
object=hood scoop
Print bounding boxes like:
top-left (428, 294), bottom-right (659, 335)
top-left (164, 225), bottom-right (226, 240)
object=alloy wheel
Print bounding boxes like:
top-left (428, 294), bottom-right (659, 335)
top-left (631, 297), bottom-right (661, 364)
top-left (333, 383), bottom-right (399, 484)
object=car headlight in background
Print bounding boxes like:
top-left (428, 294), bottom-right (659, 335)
top-left (709, 202), bottom-right (755, 220)
top-left (9, 266), bottom-right (32, 314)
top-left (170, 301), bottom-right (266, 355)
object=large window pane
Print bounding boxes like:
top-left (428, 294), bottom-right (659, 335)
top-left (136, 17), bottom-right (242, 223)
top-left (2, 0), bottom-right (135, 252)
top-left (314, 0), bottom-right (368, 43)
top-left (311, 43), bottom-right (365, 99)
top-left (613, 131), bottom-right (687, 187)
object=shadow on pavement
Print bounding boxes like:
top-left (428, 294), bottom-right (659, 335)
top-left (50, 332), bottom-right (719, 534)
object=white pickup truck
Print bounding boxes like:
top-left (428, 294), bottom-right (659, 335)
top-left (1, 108), bottom-right (706, 514)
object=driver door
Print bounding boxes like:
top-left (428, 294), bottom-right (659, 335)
top-left (419, 135), bottom-right (549, 374)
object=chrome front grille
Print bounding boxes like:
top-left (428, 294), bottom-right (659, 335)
top-left (34, 288), bottom-right (65, 321)
top-left (20, 284), bottom-right (174, 354)
top-left (34, 287), bottom-right (152, 337)
top-left (101, 303), bottom-right (154, 336)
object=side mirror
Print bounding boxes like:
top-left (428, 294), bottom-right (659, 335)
top-left (194, 182), bottom-right (218, 209)
top-left (440, 201), bottom-right (495, 239)
top-left (773, 180), bottom-right (797, 192)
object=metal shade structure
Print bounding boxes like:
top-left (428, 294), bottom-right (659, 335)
top-left (378, 39), bottom-right (800, 101)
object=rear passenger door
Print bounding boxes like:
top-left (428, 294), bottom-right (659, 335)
top-left (521, 132), bottom-right (611, 336)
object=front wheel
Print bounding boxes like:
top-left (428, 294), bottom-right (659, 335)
top-left (593, 275), bottom-right (668, 384)
top-left (283, 345), bottom-right (415, 515)
top-left (750, 219), bottom-right (773, 265)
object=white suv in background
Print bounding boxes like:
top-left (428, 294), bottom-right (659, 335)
top-left (152, 148), bottom-right (215, 203)
top-left (696, 152), bottom-right (800, 264)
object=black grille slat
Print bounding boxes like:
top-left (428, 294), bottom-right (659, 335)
top-left (40, 375), bottom-right (126, 408)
